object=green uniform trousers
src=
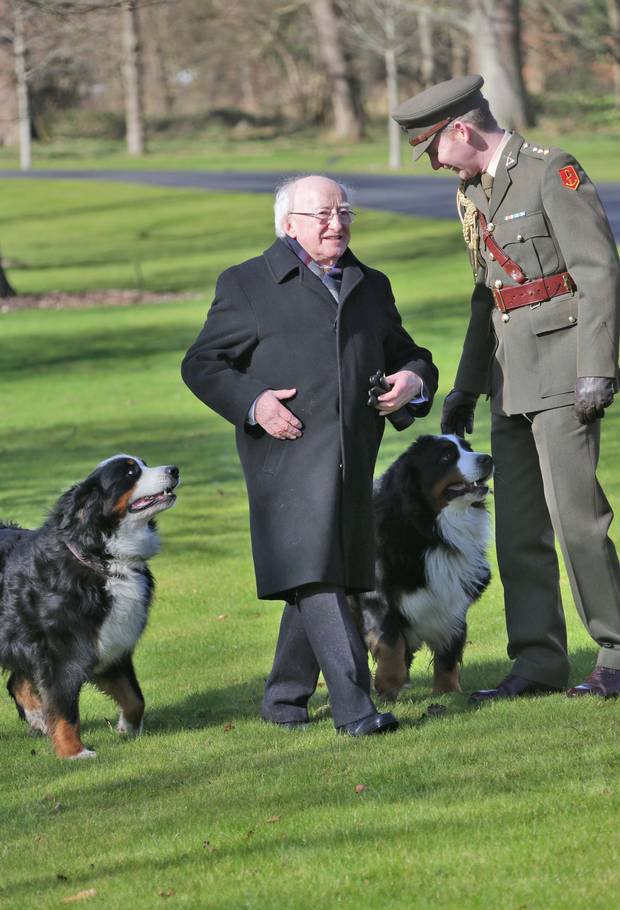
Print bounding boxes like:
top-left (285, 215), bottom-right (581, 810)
top-left (492, 406), bottom-right (620, 687)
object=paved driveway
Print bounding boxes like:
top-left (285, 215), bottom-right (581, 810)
top-left (2, 168), bottom-right (619, 238)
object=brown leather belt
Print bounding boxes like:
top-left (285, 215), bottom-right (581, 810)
top-left (491, 272), bottom-right (576, 313)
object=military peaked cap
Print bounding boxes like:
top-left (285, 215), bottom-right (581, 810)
top-left (392, 74), bottom-right (485, 160)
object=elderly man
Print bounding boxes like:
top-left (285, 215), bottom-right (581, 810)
top-left (181, 175), bottom-right (438, 734)
top-left (393, 75), bottom-right (620, 700)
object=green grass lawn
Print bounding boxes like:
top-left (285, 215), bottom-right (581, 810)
top-left (0, 127), bottom-right (618, 182)
top-left (0, 181), bottom-right (618, 909)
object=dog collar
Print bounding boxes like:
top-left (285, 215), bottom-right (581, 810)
top-left (64, 541), bottom-right (125, 579)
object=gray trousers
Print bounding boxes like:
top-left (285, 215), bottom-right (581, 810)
top-left (492, 406), bottom-right (620, 687)
top-left (261, 585), bottom-right (375, 728)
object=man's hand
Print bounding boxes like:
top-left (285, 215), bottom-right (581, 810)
top-left (375, 370), bottom-right (423, 416)
top-left (440, 388), bottom-right (478, 436)
top-left (254, 389), bottom-right (303, 439)
top-left (574, 377), bottom-right (615, 425)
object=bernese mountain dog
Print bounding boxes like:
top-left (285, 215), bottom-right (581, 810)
top-left (352, 434), bottom-right (493, 700)
top-left (0, 455), bottom-right (179, 759)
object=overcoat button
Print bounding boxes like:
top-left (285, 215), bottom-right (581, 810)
top-left (487, 222), bottom-right (495, 232)
top-left (568, 316), bottom-right (576, 323)
top-left (502, 313), bottom-right (510, 323)
top-left (494, 279), bottom-right (503, 289)
top-left (516, 234), bottom-right (524, 242)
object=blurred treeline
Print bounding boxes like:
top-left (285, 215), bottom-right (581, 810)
top-left (0, 0), bottom-right (618, 162)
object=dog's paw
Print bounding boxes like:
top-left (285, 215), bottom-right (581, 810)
top-left (68, 748), bottom-right (97, 760)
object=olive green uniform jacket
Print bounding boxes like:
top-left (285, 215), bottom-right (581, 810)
top-left (451, 133), bottom-right (620, 684)
top-left (454, 133), bottom-right (619, 411)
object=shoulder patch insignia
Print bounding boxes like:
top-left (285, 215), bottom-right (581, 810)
top-left (559, 165), bottom-right (580, 190)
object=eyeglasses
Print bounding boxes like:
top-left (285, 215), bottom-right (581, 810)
top-left (288, 207), bottom-right (356, 224)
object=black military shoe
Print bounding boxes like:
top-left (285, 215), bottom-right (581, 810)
top-left (470, 673), bottom-right (562, 705)
top-left (338, 711), bottom-right (399, 736)
top-left (566, 666), bottom-right (620, 698)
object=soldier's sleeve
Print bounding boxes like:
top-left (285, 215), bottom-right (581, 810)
top-left (453, 278), bottom-right (495, 395)
top-left (542, 152), bottom-right (620, 380)
top-left (180, 269), bottom-right (270, 426)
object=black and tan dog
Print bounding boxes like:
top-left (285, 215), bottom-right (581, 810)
top-left (352, 434), bottom-right (493, 699)
top-left (0, 455), bottom-right (179, 759)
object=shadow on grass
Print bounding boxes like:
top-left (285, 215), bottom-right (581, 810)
top-left (0, 188), bottom-right (205, 228)
top-left (1, 322), bottom-right (198, 375)
top-left (1, 644), bottom-right (612, 905)
top-left (70, 646), bottom-right (604, 742)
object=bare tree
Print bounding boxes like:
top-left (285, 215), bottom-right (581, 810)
top-left (121, 0), bottom-right (145, 154)
top-left (11, 0), bottom-right (31, 168)
top-left (470, 0), bottom-right (530, 129)
top-left (309, 0), bottom-right (364, 141)
top-left (606, 0), bottom-right (620, 104)
top-left (417, 7), bottom-right (435, 88)
top-left (0, 260), bottom-right (16, 297)
top-left (340, 0), bottom-right (416, 168)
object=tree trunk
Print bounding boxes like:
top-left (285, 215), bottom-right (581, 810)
top-left (0, 261), bottom-right (16, 298)
top-left (310, 0), bottom-right (364, 141)
top-left (417, 8), bottom-right (434, 88)
top-left (121, 0), bottom-right (146, 156)
top-left (152, 4), bottom-right (175, 117)
top-left (607, 0), bottom-right (620, 107)
top-left (12, 0), bottom-right (31, 170)
top-left (384, 9), bottom-right (401, 170)
top-left (471, 0), bottom-right (531, 130)
top-left (450, 25), bottom-right (469, 77)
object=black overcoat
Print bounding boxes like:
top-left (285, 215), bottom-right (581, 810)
top-left (181, 239), bottom-right (438, 600)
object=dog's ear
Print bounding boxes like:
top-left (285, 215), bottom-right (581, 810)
top-left (51, 479), bottom-right (105, 531)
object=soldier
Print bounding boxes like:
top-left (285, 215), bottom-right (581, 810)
top-left (392, 75), bottom-right (620, 700)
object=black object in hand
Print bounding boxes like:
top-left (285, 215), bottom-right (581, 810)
top-left (367, 370), bottom-right (391, 407)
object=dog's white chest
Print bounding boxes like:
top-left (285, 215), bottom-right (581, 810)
top-left (95, 570), bottom-right (149, 671)
top-left (399, 505), bottom-right (490, 652)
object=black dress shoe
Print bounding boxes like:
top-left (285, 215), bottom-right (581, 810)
top-left (338, 711), bottom-right (399, 736)
top-left (470, 673), bottom-right (562, 704)
top-left (566, 666), bottom-right (620, 698)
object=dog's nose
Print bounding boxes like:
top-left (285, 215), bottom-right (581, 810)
top-left (166, 465), bottom-right (180, 480)
top-left (478, 454), bottom-right (493, 474)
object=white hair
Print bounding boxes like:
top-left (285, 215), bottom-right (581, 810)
top-left (273, 175), bottom-right (353, 238)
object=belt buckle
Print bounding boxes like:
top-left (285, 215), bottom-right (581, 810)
top-left (492, 286), bottom-right (506, 312)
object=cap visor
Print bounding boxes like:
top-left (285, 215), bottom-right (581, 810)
top-left (411, 135), bottom-right (434, 161)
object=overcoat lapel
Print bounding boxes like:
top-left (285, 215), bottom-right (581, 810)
top-left (339, 264), bottom-right (364, 309)
top-left (299, 266), bottom-right (340, 311)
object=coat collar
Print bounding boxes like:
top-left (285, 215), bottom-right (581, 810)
top-left (263, 238), bottom-right (302, 283)
top-left (263, 239), bottom-right (365, 306)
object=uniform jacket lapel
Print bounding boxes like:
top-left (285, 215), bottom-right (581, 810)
top-left (466, 180), bottom-right (489, 217)
top-left (489, 133), bottom-right (523, 220)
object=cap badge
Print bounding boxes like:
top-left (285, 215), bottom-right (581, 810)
top-left (559, 165), bottom-right (580, 190)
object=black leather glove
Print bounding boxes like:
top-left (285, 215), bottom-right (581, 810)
top-left (367, 370), bottom-right (415, 431)
top-left (574, 377), bottom-right (615, 424)
top-left (367, 369), bottom-right (391, 408)
top-left (440, 388), bottom-right (478, 436)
